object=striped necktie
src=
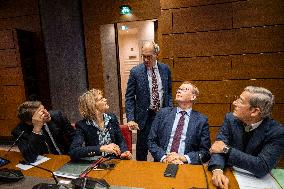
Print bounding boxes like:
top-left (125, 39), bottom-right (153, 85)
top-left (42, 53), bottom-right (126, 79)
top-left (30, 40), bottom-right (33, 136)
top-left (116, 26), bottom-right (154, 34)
top-left (44, 124), bottom-right (62, 155)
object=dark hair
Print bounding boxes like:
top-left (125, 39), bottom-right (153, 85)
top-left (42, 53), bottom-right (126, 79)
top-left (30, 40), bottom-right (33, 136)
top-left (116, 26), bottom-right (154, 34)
top-left (17, 101), bottom-right (42, 122)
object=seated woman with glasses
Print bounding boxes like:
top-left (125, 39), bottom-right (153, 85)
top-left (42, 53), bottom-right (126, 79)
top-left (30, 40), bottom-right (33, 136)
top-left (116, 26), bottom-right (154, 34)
top-left (69, 89), bottom-right (132, 161)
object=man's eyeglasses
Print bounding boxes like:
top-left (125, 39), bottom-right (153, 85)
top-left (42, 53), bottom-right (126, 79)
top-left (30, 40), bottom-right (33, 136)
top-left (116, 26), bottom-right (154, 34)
top-left (176, 88), bottom-right (191, 92)
top-left (142, 54), bottom-right (154, 60)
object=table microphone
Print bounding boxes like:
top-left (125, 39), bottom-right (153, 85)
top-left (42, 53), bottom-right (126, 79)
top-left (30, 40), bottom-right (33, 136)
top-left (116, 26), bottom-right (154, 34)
top-left (4, 131), bottom-right (25, 156)
top-left (0, 131), bottom-right (25, 167)
top-left (19, 161), bottom-right (68, 189)
top-left (198, 153), bottom-right (209, 189)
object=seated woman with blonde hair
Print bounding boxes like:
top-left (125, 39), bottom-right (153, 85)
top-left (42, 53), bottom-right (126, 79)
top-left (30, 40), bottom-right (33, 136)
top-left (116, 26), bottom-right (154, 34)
top-left (69, 89), bottom-right (132, 161)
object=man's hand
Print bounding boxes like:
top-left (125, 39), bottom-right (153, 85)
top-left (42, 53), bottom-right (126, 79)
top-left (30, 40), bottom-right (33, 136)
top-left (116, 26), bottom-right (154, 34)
top-left (210, 141), bottom-right (226, 154)
top-left (212, 170), bottom-right (229, 189)
top-left (120, 151), bottom-right (132, 159)
top-left (100, 143), bottom-right (121, 156)
top-left (163, 152), bottom-right (186, 164)
top-left (32, 107), bottom-right (46, 133)
top-left (126, 121), bottom-right (140, 130)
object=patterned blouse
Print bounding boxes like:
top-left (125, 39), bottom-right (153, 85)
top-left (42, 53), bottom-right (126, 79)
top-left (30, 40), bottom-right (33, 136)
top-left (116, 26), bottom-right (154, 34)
top-left (86, 114), bottom-right (112, 156)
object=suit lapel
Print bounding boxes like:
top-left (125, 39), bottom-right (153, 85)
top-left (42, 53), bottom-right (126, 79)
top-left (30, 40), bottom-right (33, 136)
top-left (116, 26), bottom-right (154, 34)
top-left (184, 111), bottom-right (198, 143)
top-left (165, 108), bottom-right (178, 144)
top-left (140, 64), bottom-right (150, 97)
top-left (157, 62), bottom-right (166, 93)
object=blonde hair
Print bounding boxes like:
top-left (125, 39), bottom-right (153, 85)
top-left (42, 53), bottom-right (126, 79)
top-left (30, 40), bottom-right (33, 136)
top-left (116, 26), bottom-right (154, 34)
top-left (78, 89), bottom-right (103, 119)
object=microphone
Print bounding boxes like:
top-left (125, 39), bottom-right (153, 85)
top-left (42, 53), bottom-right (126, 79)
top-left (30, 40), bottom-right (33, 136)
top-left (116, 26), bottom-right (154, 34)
top-left (20, 161), bottom-right (59, 184)
top-left (19, 161), bottom-right (69, 189)
top-left (0, 131), bottom-right (25, 167)
top-left (198, 153), bottom-right (209, 189)
top-left (5, 131), bottom-right (25, 156)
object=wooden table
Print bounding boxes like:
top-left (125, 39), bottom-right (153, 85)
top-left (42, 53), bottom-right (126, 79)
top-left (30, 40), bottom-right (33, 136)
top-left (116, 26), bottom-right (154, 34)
top-left (0, 151), bottom-right (239, 189)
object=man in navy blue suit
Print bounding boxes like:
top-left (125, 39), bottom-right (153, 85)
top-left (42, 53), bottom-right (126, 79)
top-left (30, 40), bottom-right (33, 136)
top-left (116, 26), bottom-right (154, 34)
top-left (125, 41), bottom-right (172, 161)
top-left (148, 81), bottom-right (211, 164)
top-left (209, 86), bottom-right (284, 189)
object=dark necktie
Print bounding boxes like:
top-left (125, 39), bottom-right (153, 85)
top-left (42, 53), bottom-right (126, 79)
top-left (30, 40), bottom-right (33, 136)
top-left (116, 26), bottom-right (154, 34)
top-left (151, 68), bottom-right (160, 112)
top-left (170, 111), bottom-right (187, 153)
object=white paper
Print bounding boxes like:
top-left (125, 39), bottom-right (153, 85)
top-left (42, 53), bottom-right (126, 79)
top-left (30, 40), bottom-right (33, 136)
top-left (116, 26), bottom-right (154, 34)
top-left (16, 155), bottom-right (50, 170)
top-left (232, 167), bottom-right (281, 189)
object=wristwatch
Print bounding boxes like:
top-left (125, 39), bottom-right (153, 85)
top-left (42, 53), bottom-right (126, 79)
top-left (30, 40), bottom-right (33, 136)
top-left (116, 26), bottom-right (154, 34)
top-left (223, 145), bottom-right (230, 154)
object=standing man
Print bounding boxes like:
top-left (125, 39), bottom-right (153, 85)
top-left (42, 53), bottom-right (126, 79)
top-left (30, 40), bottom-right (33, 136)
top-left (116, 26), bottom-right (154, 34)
top-left (12, 101), bottom-right (75, 163)
top-left (209, 86), bottom-right (284, 189)
top-left (148, 81), bottom-right (211, 164)
top-left (125, 41), bottom-right (172, 161)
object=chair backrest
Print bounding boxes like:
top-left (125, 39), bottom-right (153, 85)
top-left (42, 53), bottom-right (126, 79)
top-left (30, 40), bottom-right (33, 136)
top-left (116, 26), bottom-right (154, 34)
top-left (120, 125), bottom-right (132, 153)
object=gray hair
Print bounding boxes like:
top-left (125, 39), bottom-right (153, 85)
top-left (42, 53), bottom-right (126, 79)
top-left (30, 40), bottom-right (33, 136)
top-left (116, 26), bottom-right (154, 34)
top-left (244, 86), bottom-right (274, 118)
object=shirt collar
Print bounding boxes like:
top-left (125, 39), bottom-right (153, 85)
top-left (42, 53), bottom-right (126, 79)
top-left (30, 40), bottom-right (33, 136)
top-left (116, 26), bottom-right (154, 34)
top-left (176, 107), bottom-right (192, 116)
top-left (86, 113), bottom-right (112, 130)
top-left (250, 120), bottom-right (263, 131)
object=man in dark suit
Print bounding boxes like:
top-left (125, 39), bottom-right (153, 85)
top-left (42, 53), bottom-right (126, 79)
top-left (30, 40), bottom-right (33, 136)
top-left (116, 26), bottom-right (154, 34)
top-left (208, 86), bottom-right (284, 189)
top-left (12, 101), bottom-right (75, 163)
top-left (148, 81), bottom-right (211, 164)
top-left (125, 41), bottom-right (172, 161)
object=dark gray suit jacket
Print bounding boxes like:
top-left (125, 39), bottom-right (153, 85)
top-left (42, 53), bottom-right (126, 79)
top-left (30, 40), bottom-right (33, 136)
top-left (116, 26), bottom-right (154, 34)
top-left (148, 107), bottom-right (211, 164)
top-left (208, 113), bottom-right (284, 178)
top-left (125, 62), bottom-right (172, 130)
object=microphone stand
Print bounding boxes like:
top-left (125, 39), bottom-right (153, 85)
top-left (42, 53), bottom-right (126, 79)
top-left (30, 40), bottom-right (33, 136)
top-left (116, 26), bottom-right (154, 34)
top-left (26, 163), bottom-right (59, 184)
top-left (4, 131), bottom-right (25, 157)
top-left (198, 154), bottom-right (209, 189)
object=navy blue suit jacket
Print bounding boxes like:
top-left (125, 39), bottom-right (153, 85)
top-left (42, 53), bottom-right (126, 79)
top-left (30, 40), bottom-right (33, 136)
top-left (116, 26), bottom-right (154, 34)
top-left (148, 107), bottom-right (211, 164)
top-left (208, 113), bottom-right (284, 178)
top-left (125, 62), bottom-right (172, 130)
top-left (69, 113), bottom-right (128, 161)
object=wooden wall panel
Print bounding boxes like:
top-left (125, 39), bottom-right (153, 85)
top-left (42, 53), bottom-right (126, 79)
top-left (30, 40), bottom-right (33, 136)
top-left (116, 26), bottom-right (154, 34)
top-left (0, 103), bottom-right (18, 120)
top-left (232, 26), bottom-right (284, 54)
top-left (194, 104), bottom-right (230, 126)
top-left (160, 0), bottom-right (235, 9)
top-left (173, 4), bottom-right (232, 33)
top-left (172, 30), bottom-right (233, 57)
top-left (160, 35), bottom-right (173, 58)
top-left (209, 126), bottom-right (221, 142)
top-left (0, 16), bottom-right (41, 32)
top-left (3, 86), bottom-right (26, 105)
top-left (161, 58), bottom-right (173, 71)
top-left (0, 30), bottom-right (14, 49)
top-left (159, 10), bottom-right (172, 34)
top-left (231, 52), bottom-right (284, 79)
top-left (0, 0), bottom-right (38, 18)
top-left (272, 104), bottom-right (284, 124)
top-left (233, 0), bottom-right (284, 28)
top-left (173, 56), bottom-right (231, 81)
top-left (0, 49), bottom-right (18, 67)
top-left (0, 119), bottom-right (19, 137)
top-left (0, 68), bottom-right (23, 85)
top-left (227, 79), bottom-right (284, 103)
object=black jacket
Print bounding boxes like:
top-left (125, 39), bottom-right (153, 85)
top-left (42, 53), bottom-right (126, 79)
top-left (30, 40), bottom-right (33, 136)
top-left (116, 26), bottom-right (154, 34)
top-left (11, 110), bottom-right (75, 163)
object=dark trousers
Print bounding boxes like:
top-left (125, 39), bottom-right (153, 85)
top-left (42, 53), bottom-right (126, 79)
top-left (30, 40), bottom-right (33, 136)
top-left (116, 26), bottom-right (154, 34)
top-left (136, 110), bottom-right (156, 161)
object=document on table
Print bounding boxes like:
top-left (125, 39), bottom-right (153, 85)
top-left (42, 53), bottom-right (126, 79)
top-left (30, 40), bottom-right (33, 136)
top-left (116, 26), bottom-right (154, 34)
top-left (232, 166), bottom-right (281, 189)
top-left (16, 155), bottom-right (50, 170)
